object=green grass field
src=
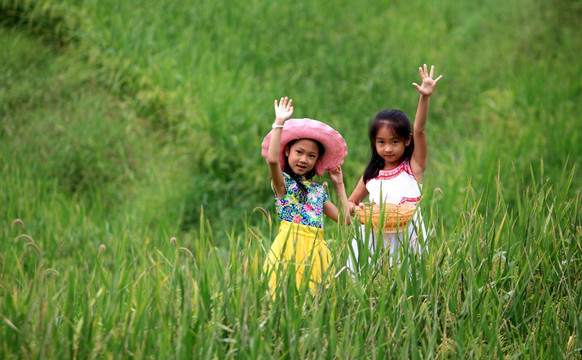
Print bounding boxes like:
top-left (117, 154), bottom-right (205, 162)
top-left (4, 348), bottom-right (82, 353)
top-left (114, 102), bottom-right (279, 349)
top-left (1, 0), bottom-right (581, 358)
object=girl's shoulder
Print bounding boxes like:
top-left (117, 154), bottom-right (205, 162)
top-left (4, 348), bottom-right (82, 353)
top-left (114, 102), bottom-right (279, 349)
top-left (307, 182), bottom-right (328, 203)
top-left (281, 172), bottom-right (296, 186)
top-left (303, 178), bottom-right (327, 195)
top-left (401, 159), bottom-right (413, 173)
top-left (308, 181), bottom-right (326, 192)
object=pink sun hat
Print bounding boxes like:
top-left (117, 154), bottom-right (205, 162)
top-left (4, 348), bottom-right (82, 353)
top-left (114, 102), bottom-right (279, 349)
top-left (261, 118), bottom-right (348, 176)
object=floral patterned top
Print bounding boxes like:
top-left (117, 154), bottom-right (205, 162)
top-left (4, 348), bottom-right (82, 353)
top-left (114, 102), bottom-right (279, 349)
top-left (273, 172), bottom-right (329, 229)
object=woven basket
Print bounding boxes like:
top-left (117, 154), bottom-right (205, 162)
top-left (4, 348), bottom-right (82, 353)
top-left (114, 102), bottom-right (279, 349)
top-left (355, 203), bottom-right (416, 233)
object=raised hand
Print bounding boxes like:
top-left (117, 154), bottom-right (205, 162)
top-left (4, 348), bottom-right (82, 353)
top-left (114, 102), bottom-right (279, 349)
top-left (274, 97), bottom-right (294, 123)
top-left (328, 166), bottom-right (344, 185)
top-left (412, 64), bottom-right (443, 96)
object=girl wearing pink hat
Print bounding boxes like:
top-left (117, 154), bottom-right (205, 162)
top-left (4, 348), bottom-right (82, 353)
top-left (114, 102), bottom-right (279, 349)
top-left (261, 97), bottom-right (349, 296)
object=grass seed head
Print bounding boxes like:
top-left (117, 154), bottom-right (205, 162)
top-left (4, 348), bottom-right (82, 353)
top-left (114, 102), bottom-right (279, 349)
top-left (11, 218), bottom-right (25, 228)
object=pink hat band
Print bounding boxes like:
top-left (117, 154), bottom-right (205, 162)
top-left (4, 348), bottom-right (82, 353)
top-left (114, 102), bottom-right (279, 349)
top-left (261, 118), bottom-right (348, 175)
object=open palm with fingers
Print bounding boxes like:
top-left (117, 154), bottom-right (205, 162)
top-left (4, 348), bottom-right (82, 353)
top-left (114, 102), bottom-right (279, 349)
top-left (328, 166), bottom-right (344, 185)
top-left (412, 64), bottom-right (442, 96)
top-left (274, 97), bottom-right (294, 122)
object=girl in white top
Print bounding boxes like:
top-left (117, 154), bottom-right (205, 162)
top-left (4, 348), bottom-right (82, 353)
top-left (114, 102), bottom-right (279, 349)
top-left (347, 64), bottom-right (442, 271)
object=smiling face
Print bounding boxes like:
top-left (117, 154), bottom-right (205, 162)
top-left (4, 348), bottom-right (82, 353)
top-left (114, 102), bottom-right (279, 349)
top-left (375, 126), bottom-right (411, 169)
top-left (285, 139), bottom-right (320, 176)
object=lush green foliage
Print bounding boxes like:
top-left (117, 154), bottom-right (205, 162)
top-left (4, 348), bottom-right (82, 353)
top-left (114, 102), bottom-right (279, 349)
top-left (1, 0), bottom-right (581, 358)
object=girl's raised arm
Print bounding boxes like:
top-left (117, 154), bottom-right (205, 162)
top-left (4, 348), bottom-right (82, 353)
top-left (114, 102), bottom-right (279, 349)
top-left (410, 64), bottom-right (442, 183)
top-left (267, 97), bottom-right (294, 198)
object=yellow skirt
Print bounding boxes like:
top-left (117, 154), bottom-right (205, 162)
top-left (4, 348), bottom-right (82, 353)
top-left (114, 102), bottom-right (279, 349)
top-left (264, 221), bottom-right (332, 295)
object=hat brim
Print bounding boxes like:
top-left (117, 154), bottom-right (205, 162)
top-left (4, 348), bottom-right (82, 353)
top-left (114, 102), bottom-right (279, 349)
top-left (261, 118), bottom-right (348, 175)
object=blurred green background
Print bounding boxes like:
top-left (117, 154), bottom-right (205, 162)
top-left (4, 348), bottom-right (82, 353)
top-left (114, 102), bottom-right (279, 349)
top-left (2, 0), bottom-right (580, 246)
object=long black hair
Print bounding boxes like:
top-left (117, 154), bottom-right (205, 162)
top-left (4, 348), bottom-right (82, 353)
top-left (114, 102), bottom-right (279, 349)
top-left (362, 109), bottom-right (414, 183)
top-left (283, 138), bottom-right (326, 196)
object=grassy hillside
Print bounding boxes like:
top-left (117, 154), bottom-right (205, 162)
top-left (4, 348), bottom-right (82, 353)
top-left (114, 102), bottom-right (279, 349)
top-left (1, 0), bottom-right (581, 357)
top-left (3, 0), bottom-right (581, 239)
top-left (2, 0), bottom-right (581, 236)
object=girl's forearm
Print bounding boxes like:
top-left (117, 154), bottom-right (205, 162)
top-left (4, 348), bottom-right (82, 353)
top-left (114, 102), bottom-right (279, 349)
top-left (333, 183), bottom-right (351, 224)
top-left (347, 177), bottom-right (367, 205)
top-left (267, 125), bottom-right (283, 164)
top-left (335, 186), bottom-right (348, 208)
top-left (414, 94), bottom-right (431, 133)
